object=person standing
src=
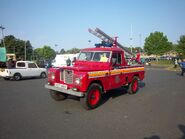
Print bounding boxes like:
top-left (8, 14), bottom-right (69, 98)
top-left (100, 53), bottom-right (108, 62)
top-left (174, 58), bottom-right (178, 68)
top-left (136, 51), bottom-right (141, 64)
top-left (66, 57), bottom-right (71, 66)
top-left (178, 59), bottom-right (185, 76)
top-left (72, 57), bottom-right (76, 66)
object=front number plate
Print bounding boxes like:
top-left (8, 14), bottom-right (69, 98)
top-left (55, 83), bottom-right (67, 89)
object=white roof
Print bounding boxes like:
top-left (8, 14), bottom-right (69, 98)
top-left (17, 61), bottom-right (35, 63)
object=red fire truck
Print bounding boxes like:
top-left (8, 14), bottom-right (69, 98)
top-left (45, 28), bottom-right (145, 110)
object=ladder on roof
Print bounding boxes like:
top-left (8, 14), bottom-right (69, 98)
top-left (88, 27), bottom-right (133, 56)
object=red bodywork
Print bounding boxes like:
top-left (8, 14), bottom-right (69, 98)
top-left (46, 46), bottom-right (145, 96)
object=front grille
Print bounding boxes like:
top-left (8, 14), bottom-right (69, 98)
top-left (64, 70), bottom-right (73, 84)
top-left (60, 70), bottom-right (64, 81)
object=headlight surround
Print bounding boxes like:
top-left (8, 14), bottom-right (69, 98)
top-left (51, 73), bottom-right (55, 80)
top-left (75, 78), bottom-right (81, 85)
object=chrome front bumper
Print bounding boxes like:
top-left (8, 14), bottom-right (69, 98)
top-left (45, 84), bottom-right (84, 97)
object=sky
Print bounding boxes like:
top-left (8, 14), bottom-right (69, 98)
top-left (1, 0), bottom-right (185, 51)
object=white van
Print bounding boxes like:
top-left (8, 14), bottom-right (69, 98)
top-left (52, 53), bottom-right (79, 67)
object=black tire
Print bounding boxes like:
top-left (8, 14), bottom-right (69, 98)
top-left (81, 83), bottom-right (102, 110)
top-left (50, 90), bottom-right (68, 101)
top-left (13, 73), bottom-right (22, 81)
top-left (40, 72), bottom-right (47, 78)
top-left (128, 77), bottom-right (139, 94)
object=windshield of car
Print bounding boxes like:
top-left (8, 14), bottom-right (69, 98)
top-left (78, 51), bottom-right (110, 62)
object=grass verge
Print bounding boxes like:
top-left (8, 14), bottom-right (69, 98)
top-left (150, 60), bottom-right (181, 71)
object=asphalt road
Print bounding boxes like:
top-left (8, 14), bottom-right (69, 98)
top-left (0, 67), bottom-right (185, 139)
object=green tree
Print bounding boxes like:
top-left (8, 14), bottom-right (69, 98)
top-left (144, 32), bottom-right (172, 55)
top-left (26, 41), bottom-right (34, 60)
top-left (126, 47), bottom-right (144, 54)
top-left (34, 48), bottom-right (43, 60)
top-left (60, 48), bottom-right (65, 54)
top-left (176, 35), bottom-right (185, 58)
top-left (1, 35), bottom-right (33, 60)
top-left (34, 46), bottom-right (56, 60)
top-left (66, 48), bottom-right (80, 54)
top-left (43, 45), bottom-right (56, 60)
top-left (2, 35), bottom-right (16, 53)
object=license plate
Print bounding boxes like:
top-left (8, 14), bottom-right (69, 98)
top-left (55, 83), bottom-right (67, 89)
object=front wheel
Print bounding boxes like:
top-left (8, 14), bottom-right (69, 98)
top-left (81, 83), bottom-right (102, 110)
top-left (128, 77), bottom-right (139, 94)
top-left (50, 90), bottom-right (68, 101)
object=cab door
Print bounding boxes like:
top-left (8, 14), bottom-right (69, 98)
top-left (109, 52), bottom-right (125, 89)
top-left (28, 63), bottom-right (40, 77)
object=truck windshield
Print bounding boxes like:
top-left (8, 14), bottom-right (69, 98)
top-left (78, 51), bottom-right (110, 62)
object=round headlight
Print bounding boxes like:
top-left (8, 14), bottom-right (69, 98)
top-left (75, 78), bottom-right (81, 85)
top-left (51, 73), bottom-right (55, 80)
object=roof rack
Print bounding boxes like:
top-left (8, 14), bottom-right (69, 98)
top-left (88, 28), bottom-right (133, 56)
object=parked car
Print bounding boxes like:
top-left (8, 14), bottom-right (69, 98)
top-left (0, 61), bottom-right (47, 80)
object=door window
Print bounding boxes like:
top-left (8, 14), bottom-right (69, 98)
top-left (112, 52), bottom-right (122, 65)
top-left (17, 62), bottom-right (25, 67)
top-left (28, 63), bottom-right (37, 68)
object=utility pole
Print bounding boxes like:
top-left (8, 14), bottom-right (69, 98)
top-left (0, 25), bottom-right (6, 47)
top-left (55, 44), bottom-right (58, 53)
top-left (139, 34), bottom-right (142, 48)
top-left (25, 41), bottom-right (26, 61)
top-left (32, 47), bottom-right (34, 61)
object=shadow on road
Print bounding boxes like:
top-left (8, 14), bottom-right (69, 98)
top-left (176, 73), bottom-right (184, 77)
top-left (178, 124), bottom-right (185, 139)
top-left (142, 124), bottom-right (185, 139)
top-left (1, 77), bottom-right (46, 81)
top-left (67, 81), bottom-right (146, 108)
top-left (143, 135), bottom-right (160, 139)
top-left (139, 82), bottom-right (146, 88)
top-left (99, 81), bottom-right (146, 107)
